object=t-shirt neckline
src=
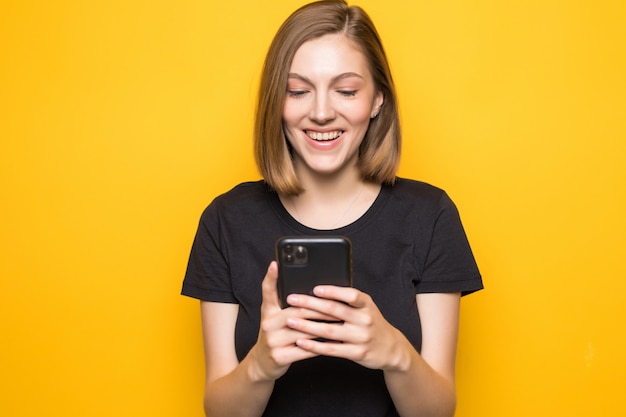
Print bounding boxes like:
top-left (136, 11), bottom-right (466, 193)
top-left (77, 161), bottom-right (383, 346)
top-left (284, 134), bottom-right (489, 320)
top-left (266, 181), bottom-right (392, 235)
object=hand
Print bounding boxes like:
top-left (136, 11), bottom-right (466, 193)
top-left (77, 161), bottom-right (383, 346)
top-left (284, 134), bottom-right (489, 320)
top-left (284, 286), bottom-right (411, 372)
top-left (247, 262), bottom-right (334, 382)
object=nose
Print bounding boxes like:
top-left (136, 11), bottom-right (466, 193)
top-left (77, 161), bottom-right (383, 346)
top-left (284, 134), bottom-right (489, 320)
top-left (309, 93), bottom-right (335, 124)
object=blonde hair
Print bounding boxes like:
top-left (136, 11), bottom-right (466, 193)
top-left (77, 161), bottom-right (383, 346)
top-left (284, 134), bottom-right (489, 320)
top-left (254, 0), bottom-right (401, 195)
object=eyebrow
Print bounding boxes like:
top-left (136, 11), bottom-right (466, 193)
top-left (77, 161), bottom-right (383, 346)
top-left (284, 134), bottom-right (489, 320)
top-left (287, 72), bottom-right (365, 84)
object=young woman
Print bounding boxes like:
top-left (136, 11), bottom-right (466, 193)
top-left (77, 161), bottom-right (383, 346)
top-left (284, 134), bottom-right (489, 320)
top-left (182, 1), bottom-right (483, 416)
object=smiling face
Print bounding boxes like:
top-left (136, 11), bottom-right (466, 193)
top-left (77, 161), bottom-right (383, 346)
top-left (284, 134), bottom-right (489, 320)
top-left (282, 33), bottom-right (383, 180)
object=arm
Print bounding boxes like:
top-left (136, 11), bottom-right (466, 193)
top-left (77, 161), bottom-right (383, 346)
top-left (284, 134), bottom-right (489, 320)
top-left (200, 262), bottom-right (323, 417)
top-left (383, 292), bottom-right (460, 417)
top-left (285, 289), bottom-right (460, 417)
top-left (200, 301), bottom-right (273, 417)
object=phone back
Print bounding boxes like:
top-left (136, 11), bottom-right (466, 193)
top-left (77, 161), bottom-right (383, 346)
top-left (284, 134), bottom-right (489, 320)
top-left (276, 236), bottom-right (352, 308)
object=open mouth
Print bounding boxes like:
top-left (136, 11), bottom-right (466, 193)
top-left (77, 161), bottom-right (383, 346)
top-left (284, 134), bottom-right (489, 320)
top-left (305, 130), bottom-right (344, 141)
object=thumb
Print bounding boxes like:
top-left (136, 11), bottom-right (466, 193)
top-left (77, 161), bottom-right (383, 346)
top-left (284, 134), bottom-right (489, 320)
top-left (261, 261), bottom-right (281, 309)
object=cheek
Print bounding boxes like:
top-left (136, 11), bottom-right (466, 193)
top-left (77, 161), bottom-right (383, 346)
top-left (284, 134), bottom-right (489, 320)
top-left (346, 104), bottom-right (375, 127)
top-left (280, 114), bottom-right (298, 147)
top-left (283, 99), bottom-right (307, 122)
top-left (336, 99), bottom-right (374, 122)
top-left (282, 109), bottom-right (301, 138)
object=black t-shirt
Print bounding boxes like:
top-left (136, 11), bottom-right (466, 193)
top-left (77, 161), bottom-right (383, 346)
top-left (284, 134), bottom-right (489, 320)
top-left (182, 178), bottom-right (483, 417)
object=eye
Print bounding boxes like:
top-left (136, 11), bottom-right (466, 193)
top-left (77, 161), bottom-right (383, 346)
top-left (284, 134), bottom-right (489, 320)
top-left (338, 90), bottom-right (357, 97)
top-left (287, 89), bottom-right (308, 98)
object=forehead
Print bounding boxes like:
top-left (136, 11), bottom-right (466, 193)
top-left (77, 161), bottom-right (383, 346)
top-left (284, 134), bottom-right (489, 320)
top-left (289, 34), bottom-right (371, 79)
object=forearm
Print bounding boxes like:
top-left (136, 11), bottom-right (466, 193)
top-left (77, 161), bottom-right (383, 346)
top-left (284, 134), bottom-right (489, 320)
top-left (384, 336), bottom-right (456, 417)
top-left (204, 353), bottom-right (275, 417)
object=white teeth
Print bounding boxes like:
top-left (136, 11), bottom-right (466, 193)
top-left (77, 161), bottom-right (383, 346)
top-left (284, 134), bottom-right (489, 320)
top-left (307, 130), bottom-right (342, 141)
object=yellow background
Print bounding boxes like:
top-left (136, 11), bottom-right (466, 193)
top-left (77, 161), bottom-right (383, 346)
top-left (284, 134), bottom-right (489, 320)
top-left (1, 0), bottom-right (625, 415)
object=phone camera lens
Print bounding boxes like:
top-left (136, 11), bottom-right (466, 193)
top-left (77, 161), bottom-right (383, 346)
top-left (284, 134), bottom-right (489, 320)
top-left (282, 245), bottom-right (295, 264)
top-left (281, 243), bottom-right (307, 264)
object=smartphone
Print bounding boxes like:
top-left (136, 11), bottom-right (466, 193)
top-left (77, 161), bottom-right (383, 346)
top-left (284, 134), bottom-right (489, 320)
top-left (276, 236), bottom-right (352, 309)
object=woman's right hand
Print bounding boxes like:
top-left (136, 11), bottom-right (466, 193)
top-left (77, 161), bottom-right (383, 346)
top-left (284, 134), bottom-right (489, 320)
top-left (246, 261), bottom-right (324, 382)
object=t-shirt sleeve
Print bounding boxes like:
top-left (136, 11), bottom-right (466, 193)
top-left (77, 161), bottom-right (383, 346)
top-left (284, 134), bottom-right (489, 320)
top-left (181, 201), bottom-right (238, 303)
top-left (416, 192), bottom-right (483, 296)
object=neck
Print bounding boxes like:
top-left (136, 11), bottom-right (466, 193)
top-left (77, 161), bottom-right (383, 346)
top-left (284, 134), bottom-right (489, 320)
top-left (281, 162), bottom-right (381, 230)
top-left (292, 157), bottom-right (363, 200)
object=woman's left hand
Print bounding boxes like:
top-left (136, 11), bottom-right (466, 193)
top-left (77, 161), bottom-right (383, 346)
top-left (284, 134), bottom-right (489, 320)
top-left (285, 286), bottom-right (410, 372)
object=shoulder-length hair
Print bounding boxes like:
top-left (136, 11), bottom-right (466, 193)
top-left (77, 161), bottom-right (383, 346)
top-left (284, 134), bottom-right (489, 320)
top-left (254, 0), bottom-right (401, 196)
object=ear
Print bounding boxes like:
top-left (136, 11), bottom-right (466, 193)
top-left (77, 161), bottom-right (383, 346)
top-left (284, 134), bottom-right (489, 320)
top-left (371, 91), bottom-right (384, 119)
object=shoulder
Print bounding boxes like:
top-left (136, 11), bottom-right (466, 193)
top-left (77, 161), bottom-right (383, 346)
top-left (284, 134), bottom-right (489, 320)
top-left (392, 177), bottom-right (445, 197)
top-left (212, 180), bottom-right (271, 204)
top-left (199, 180), bottom-right (273, 221)
top-left (389, 178), bottom-right (453, 209)
top-left (208, 180), bottom-right (272, 209)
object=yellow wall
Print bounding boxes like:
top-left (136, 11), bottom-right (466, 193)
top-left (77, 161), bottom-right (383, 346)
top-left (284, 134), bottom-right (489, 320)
top-left (1, 1), bottom-right (624, 415)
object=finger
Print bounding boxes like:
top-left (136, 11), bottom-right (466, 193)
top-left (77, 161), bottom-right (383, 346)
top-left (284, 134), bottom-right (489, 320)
top-left (287, 304), bottom-right (343, 322)
top-left (264, 324), bottom-right (326, 348)
top-left (295, 337), bottom-right (359, 359)
top-left (261, 261), bottom-right (280, 309)
top-left (287, 292), bottom-right (359, 323)
top-left (261, 305), bottom-right (335, 345)
top-left (270, 344), bottom-right (320, 365)
top-left (313, 285), bottom-right (367, 308)
top-left (286, 317), bottom-right (348, 342)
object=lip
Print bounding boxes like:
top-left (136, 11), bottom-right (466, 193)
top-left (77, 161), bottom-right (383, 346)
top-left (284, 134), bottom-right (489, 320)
top-left (303, 129), bottom-right (344, 150)
top-left (305, 129), bottom-right (344, 141)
